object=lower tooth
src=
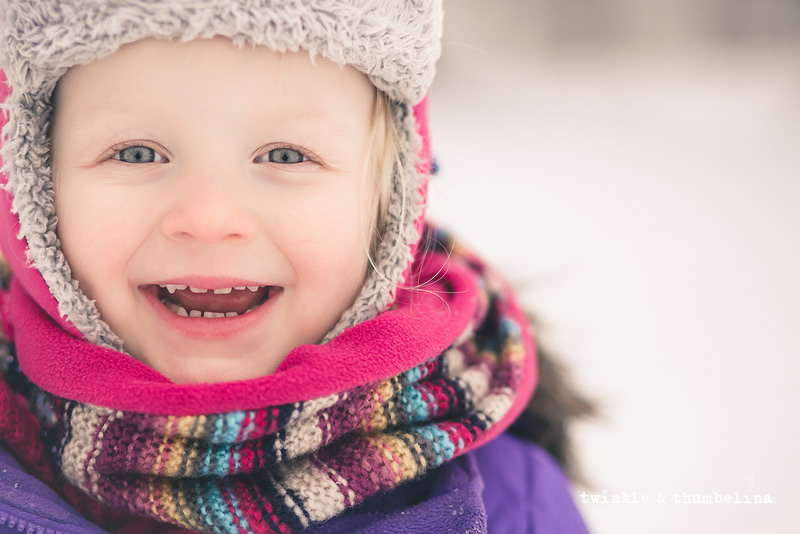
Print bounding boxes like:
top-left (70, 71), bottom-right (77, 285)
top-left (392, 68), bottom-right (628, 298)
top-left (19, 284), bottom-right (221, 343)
top-left (225, 312), bottom-right (238, 317)
top-left (203, 311), bottom-right (214, 319)
top-left (189, 310), bottom-right (202, 318)
top-left (177, 307), bottom-right (188, 317)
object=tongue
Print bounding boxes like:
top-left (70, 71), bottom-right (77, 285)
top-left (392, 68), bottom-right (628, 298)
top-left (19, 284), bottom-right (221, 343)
top-left (165, 287), bottom-right (269, 314)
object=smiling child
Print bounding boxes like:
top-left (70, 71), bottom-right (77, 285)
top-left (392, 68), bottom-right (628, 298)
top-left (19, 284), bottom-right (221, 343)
top-left (52, 39), bottom-right (382, 383)
top-left (0, 2), bottom-right (589, 533)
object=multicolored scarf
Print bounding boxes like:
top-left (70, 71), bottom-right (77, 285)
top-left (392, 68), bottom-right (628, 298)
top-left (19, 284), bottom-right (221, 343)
top-left (0, 228), bottom-right (536, 533)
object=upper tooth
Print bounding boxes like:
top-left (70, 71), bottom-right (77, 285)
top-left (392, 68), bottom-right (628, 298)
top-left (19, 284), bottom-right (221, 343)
top-left (160, 284), bottom-right (257, 294)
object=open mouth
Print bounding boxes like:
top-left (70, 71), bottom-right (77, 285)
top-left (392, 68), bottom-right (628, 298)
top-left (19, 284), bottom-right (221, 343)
top-left (154, 284), bottom-right (278, 318)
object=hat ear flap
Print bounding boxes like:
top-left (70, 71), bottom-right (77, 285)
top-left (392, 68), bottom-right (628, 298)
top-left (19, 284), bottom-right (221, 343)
top-left (0, 70), bottom-right (83, 339)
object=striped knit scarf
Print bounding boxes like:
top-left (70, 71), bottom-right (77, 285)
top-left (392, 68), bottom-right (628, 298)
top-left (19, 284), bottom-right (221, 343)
top-left (1, 229), bottom-right (534, 533)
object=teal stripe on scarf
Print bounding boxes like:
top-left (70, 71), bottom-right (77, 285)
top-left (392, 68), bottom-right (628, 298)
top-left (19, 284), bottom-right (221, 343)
top-left (206, 480), bottom-right (237, 534)
top-left (403, 384), bottom-right (429, 422)
top-left (220, 412), bottom-right (246, 443)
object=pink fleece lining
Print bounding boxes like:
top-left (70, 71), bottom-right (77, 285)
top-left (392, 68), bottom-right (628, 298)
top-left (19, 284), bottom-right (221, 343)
top-left (11, 252), bottom-right (486, 414)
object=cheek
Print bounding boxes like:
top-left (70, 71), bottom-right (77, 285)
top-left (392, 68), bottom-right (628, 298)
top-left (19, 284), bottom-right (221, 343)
top-left (55, 180), bottom-right (148, 297)
top-left (273, 183), bottom-right (370, 298)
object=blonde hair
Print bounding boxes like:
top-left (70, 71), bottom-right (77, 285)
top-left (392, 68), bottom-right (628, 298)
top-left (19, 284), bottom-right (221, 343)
top-left (364, 90), bottom-right (402, 266)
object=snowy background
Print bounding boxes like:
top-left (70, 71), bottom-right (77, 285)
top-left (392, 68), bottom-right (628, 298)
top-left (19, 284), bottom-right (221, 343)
top-left (427, 1), bottom-right (800, 532)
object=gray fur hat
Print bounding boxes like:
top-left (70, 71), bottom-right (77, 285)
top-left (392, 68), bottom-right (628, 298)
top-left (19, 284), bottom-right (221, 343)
top-left (0, 0), bottom-right (442, 352)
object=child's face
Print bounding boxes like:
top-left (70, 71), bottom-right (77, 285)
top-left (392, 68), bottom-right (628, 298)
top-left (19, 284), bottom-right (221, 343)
top-left (52, 38), bottom-right (376, 383)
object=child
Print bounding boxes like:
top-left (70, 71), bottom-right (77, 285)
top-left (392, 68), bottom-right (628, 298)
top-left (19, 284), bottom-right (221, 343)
top-left (0, 1), bottom-right (590, 533)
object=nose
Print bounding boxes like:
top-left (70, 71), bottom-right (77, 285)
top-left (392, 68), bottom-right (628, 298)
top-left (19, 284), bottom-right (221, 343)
top-left (160, 166), bottom-right (259, 244)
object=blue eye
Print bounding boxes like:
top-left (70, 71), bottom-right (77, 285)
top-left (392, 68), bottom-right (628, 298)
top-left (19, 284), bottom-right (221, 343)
top-left (267, 147), bottom-right (306, 164)
top-left (113, 146), bottom-right (166, 164)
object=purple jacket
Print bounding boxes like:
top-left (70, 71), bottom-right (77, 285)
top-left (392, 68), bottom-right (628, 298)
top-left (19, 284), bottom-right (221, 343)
top-left (0, 433), bottom-right (587, 534)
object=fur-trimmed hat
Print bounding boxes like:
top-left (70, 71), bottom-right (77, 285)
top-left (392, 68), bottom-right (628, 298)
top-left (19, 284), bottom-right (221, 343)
top-left (0, 0), bottom-right (442, 351)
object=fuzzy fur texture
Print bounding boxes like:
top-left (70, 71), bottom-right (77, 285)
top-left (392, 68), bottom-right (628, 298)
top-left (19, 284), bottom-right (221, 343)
top-left (0, 0), bottom-right (441, 350)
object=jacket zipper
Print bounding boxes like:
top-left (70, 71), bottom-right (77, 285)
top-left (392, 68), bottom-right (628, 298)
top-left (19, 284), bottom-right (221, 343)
top-left (1, 509), bottom-right (65, 534)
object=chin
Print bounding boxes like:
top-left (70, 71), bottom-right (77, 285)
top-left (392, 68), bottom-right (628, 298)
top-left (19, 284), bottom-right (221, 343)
top-left (143, 350), bottom-right (284, 384)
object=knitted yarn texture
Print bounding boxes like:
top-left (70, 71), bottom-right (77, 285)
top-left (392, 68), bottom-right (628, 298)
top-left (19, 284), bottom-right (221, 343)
top-left (1, 228), bottom-right (535, 533)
